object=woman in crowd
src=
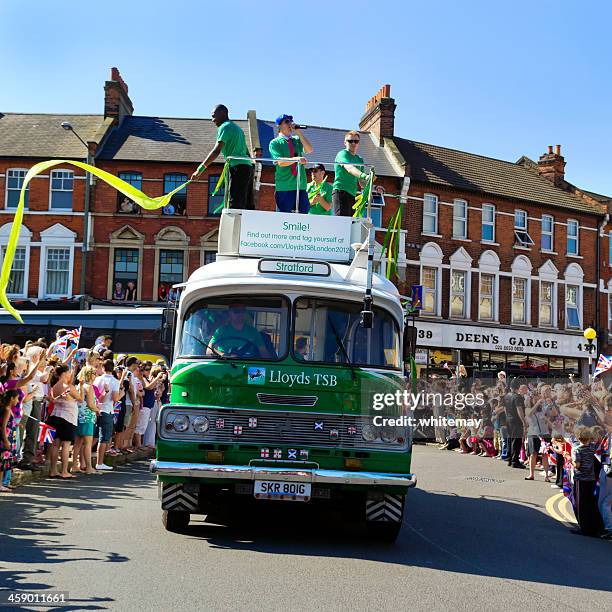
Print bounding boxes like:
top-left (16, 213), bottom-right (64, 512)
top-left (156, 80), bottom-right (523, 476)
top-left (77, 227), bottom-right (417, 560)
top-left (47, 364), bottom-right (84, 479)
top-left (0, 390), bottom-right (22, 492)
top-left (73, 366), bottom-right (100, 474)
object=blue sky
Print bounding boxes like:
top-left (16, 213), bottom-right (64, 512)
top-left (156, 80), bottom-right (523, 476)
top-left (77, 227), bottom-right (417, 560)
top-left (1, 0), bottom-right (610, 194)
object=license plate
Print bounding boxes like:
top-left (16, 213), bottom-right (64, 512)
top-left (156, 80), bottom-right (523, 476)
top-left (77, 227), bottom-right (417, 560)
top-left (254, 480), bottom-right (311, 502)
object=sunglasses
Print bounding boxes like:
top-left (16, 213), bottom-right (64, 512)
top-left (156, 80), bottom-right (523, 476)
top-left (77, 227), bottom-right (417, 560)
top-left (346, 139), bottom-right (360, 144)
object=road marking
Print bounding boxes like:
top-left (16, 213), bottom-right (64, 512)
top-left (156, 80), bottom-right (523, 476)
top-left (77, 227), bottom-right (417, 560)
top-left (545, 493), bottom-right (576, 527)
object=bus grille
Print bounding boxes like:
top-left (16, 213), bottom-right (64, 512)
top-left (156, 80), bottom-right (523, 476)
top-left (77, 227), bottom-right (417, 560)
top-left (256, 393), bottom-right (318, 407)
top-left (160, 407), bottom-right (408, 451)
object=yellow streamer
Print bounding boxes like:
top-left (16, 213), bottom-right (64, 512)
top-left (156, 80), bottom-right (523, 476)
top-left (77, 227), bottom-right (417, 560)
top-left (0, 159), bottom-right (192, 322)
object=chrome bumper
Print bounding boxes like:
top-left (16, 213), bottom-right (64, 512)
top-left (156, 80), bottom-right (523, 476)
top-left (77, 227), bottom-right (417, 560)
top-left (150, 460), bottom-right (417, 488)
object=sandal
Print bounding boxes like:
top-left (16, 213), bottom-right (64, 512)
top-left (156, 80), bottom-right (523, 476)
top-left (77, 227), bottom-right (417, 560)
top-left (0, 485), bottom-right (10, 492)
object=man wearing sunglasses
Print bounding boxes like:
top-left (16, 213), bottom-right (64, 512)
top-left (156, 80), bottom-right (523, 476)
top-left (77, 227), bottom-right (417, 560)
top-left (269, 114), bottom-right (313, 214)
top-left (207, 303), bottom-right (270, 358)
top-left (333, 130), bottom-right (369, 216)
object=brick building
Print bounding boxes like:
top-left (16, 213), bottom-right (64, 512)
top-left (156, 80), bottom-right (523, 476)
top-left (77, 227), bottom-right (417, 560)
top-left (1, 69), bottom-right (611, 379)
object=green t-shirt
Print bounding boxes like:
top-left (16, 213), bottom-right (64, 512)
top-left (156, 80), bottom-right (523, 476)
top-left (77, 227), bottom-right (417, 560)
top-left (209, 324), bottom-right (263, 355)
top-left (269, 135), bottom-right (308, 192)
top-left (333, 149), bottom-right (365, 197)
top-left (307, 180), bottom-right (333, 215)
top-left (217, 121), bottom-right (253, 168)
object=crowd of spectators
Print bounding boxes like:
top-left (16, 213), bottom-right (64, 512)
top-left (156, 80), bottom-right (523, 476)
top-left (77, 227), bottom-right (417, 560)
top-left (417, 370), bottom-right (612, 540)
top-left (0, 332), bottom-right (168, 490)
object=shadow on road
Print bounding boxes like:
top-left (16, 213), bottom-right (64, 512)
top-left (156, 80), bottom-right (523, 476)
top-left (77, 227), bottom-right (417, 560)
top-left (0, 464), bottom-right (152, 610)
top-left (182, 487), bottom-right (611, 594)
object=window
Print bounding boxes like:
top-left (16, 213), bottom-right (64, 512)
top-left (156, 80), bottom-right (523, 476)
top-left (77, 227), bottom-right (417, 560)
top-left (539, 281), bottom-right (554, 326)
top-left (1, 246), bottom-right (26, 295)
top-left (541, 215), bottom-right (554, 251)
top-left (203, 251), bottom-right (217, 265)
top-left (207, 175), bottom-right (225, 216)
top-left (482, 204), bottom-right (495, 242)
top-left (567, 219), bottom-right (579, 255)
top-left (422, 267), bottom-right (438, 315)
top-left (609, 232), bottom-right (612, 266)
top-left (512, 277), bottom-right (527, 324)
top-left (293, 297), bottom-right (400, 368)
top-left (50, 170), bottom-right (74, 210)
top-left (450, 270), bottom-right (467, 318)
top-left (113, 249), bottom-right (139, 301)
top-left (423, 194), bottom-right (438, 234)
top-left (163, 173), bottom-right (188, 216)
top-left (453, 199), bottom-right (467, 239)
top-left (565, 284), bottom-right (580, 328)
top-left (6, 169), bottom-right (29, 209)
top-left (117, 172), bottom-right (142, 214)
top-left (180, 295), bottom-right (289, 360)
top-left (479, 273), bottom-right (494, 320)
top-left (45, 247), bottom-right (71, 296)
top-left (514, 210), bottom-right (534, 246)
top-left (369, 190), bottom-right (385, 228)
top-left (158, 249), bottom-right (184, 301)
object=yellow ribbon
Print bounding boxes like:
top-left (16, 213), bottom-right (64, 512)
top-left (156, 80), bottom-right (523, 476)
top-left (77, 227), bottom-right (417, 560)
top-left (0, 159), bottom-right (193, 322)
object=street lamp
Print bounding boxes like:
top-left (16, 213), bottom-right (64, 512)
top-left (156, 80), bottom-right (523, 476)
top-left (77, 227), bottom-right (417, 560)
top-left (583, 327), bottom-right (597, 382)
top-left (61, 121), bottom-right (93, 301)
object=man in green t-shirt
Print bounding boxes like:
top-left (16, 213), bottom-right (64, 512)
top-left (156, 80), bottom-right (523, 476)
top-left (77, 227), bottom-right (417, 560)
top-left (269, 114), bottom-right (313, 214)
top-left (191, 104), bottom-right (254, 209)
top-left (306, 164), bottom-right (333, 215)
top-left (207, 303), bottom-right (270, 358)
top-left (332, 130), bottom-right (371, 216)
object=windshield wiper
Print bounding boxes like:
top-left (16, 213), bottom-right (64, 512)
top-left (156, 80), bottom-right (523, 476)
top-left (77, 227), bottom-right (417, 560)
top-left (185, 332), bottom-right (237, 369)
top-left (329, 320), bottom-right (356, 380)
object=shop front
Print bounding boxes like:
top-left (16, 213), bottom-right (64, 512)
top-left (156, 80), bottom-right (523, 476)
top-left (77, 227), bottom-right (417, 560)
top-left (413, 321), bottom-right (593, 383)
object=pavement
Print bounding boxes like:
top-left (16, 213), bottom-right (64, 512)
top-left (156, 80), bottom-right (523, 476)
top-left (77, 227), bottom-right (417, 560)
top-left (0, 445), bottom-right (610, 612)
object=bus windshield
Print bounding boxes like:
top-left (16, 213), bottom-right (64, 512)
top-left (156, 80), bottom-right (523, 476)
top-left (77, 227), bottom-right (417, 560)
top-left (179, 296), bottom-right (289, 360)
top-left (293, 297), bottom-right (401, 369)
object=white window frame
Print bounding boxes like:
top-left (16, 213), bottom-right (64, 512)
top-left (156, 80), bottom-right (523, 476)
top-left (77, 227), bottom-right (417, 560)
top-left (514, 209), bottom-right (534, 246)
top-left (0, 223), bottom-right (31, 299)
top-left (541, 214), bottom-right (554, 252)
top-left (478, 273), bottom-right (495, 321)
top-left (450, 269), bottom-right (467, 318)
top-left (5, 168), bottom-right (29, 210)
top-left (48, 169), bottom-right (74, 211)
top-left (565, 284), bottom-right (581, 329)
top-left (478, 250), bottom-right (500, 322)
top-left (567, 219), bottom-right (579, 255)
top-left (422, 193), bottom-right (438, 235)
top-left (421, 266), bottom-right (439, 316)
top-left (538, 260), bottom-right (559, 329)
top-left (38, 224), bottom-right (76, 299)
top-left (511, 255), bottom-right (532, 325)
top-left (538, 280), bottom-right (555, 327)
top-left (452, 199), bottom-right (468, 239)
top-left (448, 247), bottom-right (472, 320)
top-left (481, 203), bottom-right (495, 243)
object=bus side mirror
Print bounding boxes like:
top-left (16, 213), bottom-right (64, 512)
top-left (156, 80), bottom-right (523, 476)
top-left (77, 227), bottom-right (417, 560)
top-left (403, 325), bottom-right (417, 363)
top-left (161, 308), bottom-right (176, 346)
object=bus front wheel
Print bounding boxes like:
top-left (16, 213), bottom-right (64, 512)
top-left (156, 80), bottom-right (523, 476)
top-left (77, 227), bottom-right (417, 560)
top-left (163, 510), bottom-right (190, 532)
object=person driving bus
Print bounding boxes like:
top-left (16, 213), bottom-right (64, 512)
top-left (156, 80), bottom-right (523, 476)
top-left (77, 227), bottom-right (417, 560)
top-left (207, 303), bottom-right (270, 358)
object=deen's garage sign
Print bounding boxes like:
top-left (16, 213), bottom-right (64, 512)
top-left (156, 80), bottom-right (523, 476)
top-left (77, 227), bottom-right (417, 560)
top-left (414, 321), bottom-right (591, 358)
top-left (239, 211), bottom-right (352, 262)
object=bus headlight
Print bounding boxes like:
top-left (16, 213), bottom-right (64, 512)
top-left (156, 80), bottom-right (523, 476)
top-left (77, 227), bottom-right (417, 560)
top-left (172, 415), bottom-right (190, 432)
top-left (380, 426), bottom-right (397, 443)
top-left (192, 416), bottom-right (210, 433)
top-left (362, 424), bottom-right (378, 442)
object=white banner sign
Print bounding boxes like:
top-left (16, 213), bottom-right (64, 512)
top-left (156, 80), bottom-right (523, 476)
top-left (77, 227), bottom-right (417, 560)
top-left (414, 321), bottom-right (593, 359)
top-left (239, 211), bottom-right (352, 262)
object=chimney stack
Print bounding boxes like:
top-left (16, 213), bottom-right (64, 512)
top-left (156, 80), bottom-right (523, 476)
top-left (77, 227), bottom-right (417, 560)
top-left (359, 84), bottom-right (396, 147)
top-left (104, 67), bottom-right (134, 122)
top-left (537, 144), bottom-right (566, 189)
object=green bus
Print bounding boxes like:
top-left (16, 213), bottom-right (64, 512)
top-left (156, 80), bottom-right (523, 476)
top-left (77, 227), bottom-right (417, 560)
top-left (151, 209), bottom-right (417, 541)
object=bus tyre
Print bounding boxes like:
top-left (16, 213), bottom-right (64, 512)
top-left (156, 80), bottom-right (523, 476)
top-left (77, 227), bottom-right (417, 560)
top-left (365, 493), bottom-right (405, 543)
top-left (162, 510), bottom-right (190, 532)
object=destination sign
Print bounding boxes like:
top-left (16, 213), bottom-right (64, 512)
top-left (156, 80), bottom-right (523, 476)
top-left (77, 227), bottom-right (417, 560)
top-left (258, 259), bottom-right (331, 277)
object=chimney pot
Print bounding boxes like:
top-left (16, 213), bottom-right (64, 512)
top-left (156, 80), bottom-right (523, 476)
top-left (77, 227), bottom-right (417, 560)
top-left (548, 145), bottom-right (553, 154)
top-left (555, 144), bottom-right (561, 156)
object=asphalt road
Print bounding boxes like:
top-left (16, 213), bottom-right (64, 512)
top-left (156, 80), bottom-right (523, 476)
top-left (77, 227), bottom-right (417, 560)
top-left (1, 446), bottom-right (610, 612)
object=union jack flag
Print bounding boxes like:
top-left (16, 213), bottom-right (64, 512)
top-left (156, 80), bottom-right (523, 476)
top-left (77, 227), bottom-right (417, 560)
top-left (248, 417), bottom-right (257, 428)
top-left (593, 354), bottom-right (612, 379)
top-left (55, 327), bottom-right (82, 355)
top-left (562, 458), bottom-right (575, 509)
top-left (38, 422), bottom-right (56, 444)
top-left (347, 426), bottom-right (357, 435)
top-left (594, 436), bottom-right (610, 463)
top-left (215, 418), bottom-right (225, 429)
top-left (112, 402), bottom-right (122, 424)
top-left (273, 448), bottom-right (282, 459)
